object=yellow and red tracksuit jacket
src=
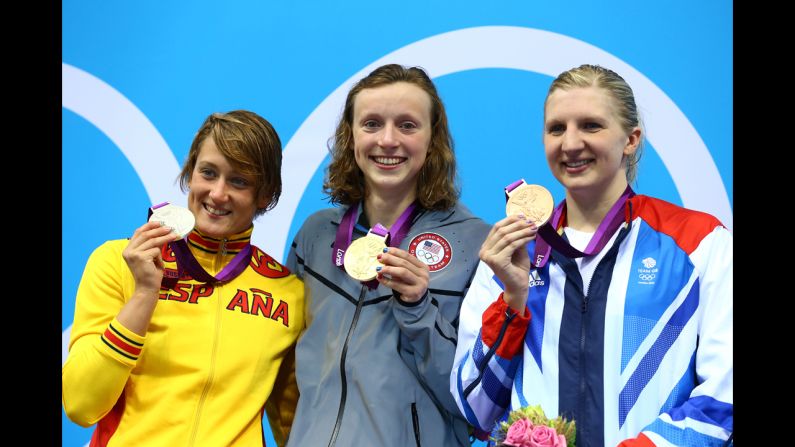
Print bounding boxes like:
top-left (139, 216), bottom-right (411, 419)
top-left (63, 226), bottom-right (304, 447)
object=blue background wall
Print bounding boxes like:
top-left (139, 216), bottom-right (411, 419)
top-left (62, 1), bottom-right (732, 445)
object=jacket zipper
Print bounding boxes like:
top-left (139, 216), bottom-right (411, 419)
top-left (188, 239), bottom-right (227, 445)
top-left (411, 402), bottom-right (422, 447)
top-left (188, 282), bottom-right (223, 446)
top-left (575, 222), bottom-right (628, 443)
top-left (327, 285), bottom-right (368, 447)
top-left (578, 274), bottom-right (593, 434)
top-left (216, 237), bottom-right (228, 272)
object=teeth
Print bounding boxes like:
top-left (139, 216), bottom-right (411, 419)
top-left (205, 205), bottom-right (230, 216)
top-left (566, 160), bottom-right (590, 168)
top-left (373, 157), bottom-right (404, 166)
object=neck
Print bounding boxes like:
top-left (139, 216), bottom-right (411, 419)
top-left (565, 179), bottom-right (628, 232)
top-left (363, 190), bottom-right (416, 229)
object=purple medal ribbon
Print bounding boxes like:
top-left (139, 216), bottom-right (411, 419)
top-left (504, 179), bottom-right (525, 199)
top-left (149, 202), bottom-right (252, 286)
top-left (332, 201), bottom-right (419, 288)
top-left (360, 223), bottom-right (389, 289)
top-left (524, 185), bottom-right (634, 268)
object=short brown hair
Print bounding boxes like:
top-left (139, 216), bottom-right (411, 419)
top-left (546, 64), bottom-right (644, 183)
top-left (324, 64), bottom-right (459, 210)
top-left (178, 110), bottom-right (282, 216)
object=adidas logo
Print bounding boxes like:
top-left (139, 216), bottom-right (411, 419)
top-left (529, 269), bottom-right (545, 287)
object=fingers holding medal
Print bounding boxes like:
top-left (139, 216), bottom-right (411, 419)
top-left (376, 247), bottom-right (429, 303)
top-left (343, 233), bottom-right (388, 281)
top-left (505, 181), bottom-right (554, 226)
top-left (124, 203), bottom-right (191, 293)
top-left (342, 222), bottom-right (430, 302)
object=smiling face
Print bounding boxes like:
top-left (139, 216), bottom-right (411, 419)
top-left (352, 82), bottom-right (432, 203)
top-left (543, 86), bottom-right (640, 203)
top-left (187, 137), bottom-right (267, 238)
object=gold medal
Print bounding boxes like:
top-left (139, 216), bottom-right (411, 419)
top-left (343, 232), bottom-right (388, 281)
top-left (505, 182), bottom-right (554, 226)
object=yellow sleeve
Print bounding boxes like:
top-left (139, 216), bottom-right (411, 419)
top-left (62, 241), bottom-right (144, 426)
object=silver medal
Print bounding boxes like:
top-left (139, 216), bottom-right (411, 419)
top-left (148, 203), bottom-right (196, 238)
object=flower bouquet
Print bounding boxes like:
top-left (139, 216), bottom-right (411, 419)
top-left (492, 405), bottom-right (576, 447)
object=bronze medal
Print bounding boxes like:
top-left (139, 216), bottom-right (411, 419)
top-left (505, 183), bottom-right (554, 226)
top-left (343, 233), bottom-right (387, 281)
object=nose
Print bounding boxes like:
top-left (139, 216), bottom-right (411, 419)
top-left (209, 179), bottom-right (229, 202)
top-left (561, 129), bottom-right (584, 152)
top-left (378, 123), bottom-right (399, 148)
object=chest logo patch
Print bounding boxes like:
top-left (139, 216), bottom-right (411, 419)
top-left (408, 232), bottom-right (452, 272)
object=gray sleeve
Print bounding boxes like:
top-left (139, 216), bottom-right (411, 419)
top-left (285, 222), bottom-right (306, 280)
top-left (390, 286), bottom-right (474, 418)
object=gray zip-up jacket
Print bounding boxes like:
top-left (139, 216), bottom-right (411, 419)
top-left (285, 203), bottom-right (490, 447)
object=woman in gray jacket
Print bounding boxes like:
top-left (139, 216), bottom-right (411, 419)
top-left (286, 64), bottom-right (490, 447)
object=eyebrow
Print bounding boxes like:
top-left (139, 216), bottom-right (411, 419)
top-left (196, 160), bottom-right (250, 178)
top-left (358, 111), bottom-right (425, 123)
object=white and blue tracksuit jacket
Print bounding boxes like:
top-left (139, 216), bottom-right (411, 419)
top-left (452, 195), bottom-right (733, 447)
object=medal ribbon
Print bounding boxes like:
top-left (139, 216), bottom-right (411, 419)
top-left (503, 183), bottom-right (633, 269)
top-left (149, 202), bottom-right (252, 285)
top-left (332, 201), bottom-right (419, 288)
top-left (360, 223), bottom-right (389, 289)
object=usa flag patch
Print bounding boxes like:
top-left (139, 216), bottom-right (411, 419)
top-left (408, 232), bottom-right (452, 272)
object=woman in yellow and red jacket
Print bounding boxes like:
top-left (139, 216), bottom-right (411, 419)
top-left (63, 110), bottom-right (304, 447)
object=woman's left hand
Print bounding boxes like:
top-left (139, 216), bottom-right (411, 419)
top-left (376, 247), bottom-right (429, 303)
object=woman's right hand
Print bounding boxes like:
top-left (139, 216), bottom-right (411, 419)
top-left (122, 221), bottom-right (181, 299)
top-left (479, 215), bottom-right (538, 313)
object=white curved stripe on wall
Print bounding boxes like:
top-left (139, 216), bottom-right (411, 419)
top-left (62, 64), bottom-right (186, 365)
top-left (255, 25), bottom-right (732, 260)
top-left (62, 63), bottom-right (185, 208)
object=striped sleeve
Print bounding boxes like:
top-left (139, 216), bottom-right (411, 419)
top-left (63, 241), bottom-right (145, 427)
top-left (628, 225), bottom-right (733, 446)
top-left (451, 261), bottom-right (530, 432)
top-left (101, 318), bottom-right (145, 363)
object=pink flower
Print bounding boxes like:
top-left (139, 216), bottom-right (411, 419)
top-left (503, 418), bottom-right (534, 446)
top-left (528, 425), bottom-right (567, 447)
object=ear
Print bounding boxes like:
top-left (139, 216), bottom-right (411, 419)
top-left (623, 127), bottom-right (642, 156)
top-left (257, 194), bottom-right (270, 210)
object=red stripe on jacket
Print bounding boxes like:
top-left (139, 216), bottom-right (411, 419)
top-left (481, 294), bottom-right (531, 359)
top-left (629, 195), bottom-right (723, 255)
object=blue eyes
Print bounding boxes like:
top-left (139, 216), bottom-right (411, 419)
top-left (198, 168), bottom-right (250, 188)
top-left (546, 122), bottom-right (602, 134)
top-left (362, 120), bottom-right (418, 130)
top-left (200, 168), bottom-right (216, 178)
top-left (230, 178), bottom-right (249, 187)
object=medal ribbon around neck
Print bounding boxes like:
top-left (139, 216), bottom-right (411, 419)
top-left (148, 202), bottom-right (252, 285)
top-left (333, 201), bottom-right (419, 289)
top-left (513, 184), bottom-right (634, 269)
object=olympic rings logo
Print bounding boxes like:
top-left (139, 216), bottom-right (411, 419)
top-left (417, 248), bottom-right (441, 263)
top-left (639, 273), bottom-right (656, 281)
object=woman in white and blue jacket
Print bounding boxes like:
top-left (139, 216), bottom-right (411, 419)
top-left (452, 64), bottom-right (732, 447)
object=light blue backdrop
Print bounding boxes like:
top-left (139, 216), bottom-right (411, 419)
top-left (62, 1), bottom-right (732, 445)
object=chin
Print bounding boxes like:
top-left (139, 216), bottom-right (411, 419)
top-left (195, 222), bottom-right (223, 238)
